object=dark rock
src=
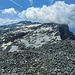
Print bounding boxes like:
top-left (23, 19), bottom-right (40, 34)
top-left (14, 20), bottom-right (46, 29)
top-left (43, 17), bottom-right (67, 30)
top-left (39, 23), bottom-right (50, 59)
top-left (58, 24), bottom-right (75, 40)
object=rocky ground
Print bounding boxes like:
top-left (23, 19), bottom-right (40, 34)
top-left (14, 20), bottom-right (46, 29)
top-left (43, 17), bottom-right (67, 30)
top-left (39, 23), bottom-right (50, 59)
top-left (0, 21), bottom-right (75, 75)
top-left (0, 40), bottom-right (75, 75)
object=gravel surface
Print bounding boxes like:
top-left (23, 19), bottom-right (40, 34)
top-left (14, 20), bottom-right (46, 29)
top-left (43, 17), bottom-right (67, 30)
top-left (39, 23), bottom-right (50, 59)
top-left (0, 40), bottom-right (75, 75)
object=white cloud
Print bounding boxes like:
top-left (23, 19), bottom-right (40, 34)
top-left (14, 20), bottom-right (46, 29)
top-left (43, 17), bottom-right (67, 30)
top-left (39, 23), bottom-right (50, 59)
top-left (18, 1), bottom-right (75, 27)
top-left (0, 18), bottom-right (18, 25)
top-left (2, 8), bottom-right (17, 15)
top-left (29, 0), bottom-right (33, 5)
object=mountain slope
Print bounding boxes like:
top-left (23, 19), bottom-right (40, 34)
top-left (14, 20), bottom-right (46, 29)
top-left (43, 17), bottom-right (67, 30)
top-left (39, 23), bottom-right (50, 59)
top-left (0, 21), bottom-right (75, 75)
top-left (0, 22), bottom-right (74, 51)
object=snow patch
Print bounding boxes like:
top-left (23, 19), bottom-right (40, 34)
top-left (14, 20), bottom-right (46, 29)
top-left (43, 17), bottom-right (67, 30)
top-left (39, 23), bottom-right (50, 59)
top-left (1, 42), bottom-right (12, 50)
top-left (56, 36), bottom-right (61, 40)
top-left (26, 24), bottom-right (41, 28)
top-left (41, 27), bottom-right (52, 31)
top-left (9, 46), bottom-right (19, 52)
top-left (21, 39), bottom-right (31, 47)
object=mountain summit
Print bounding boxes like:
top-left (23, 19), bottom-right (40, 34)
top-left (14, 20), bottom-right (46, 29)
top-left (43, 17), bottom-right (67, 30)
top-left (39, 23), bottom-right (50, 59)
top-left (0, 21), bottom-right (75, 75)
top-left (0, 22), bottom-right (74, 50)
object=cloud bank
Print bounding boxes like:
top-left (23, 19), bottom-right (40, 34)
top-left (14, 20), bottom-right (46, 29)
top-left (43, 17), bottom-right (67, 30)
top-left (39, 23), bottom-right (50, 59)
top-left (0, 18), bottom-right (18, 25)
top-left (18, 1), bottom-right (75, 27)
top-left (2, 8), bottom-right (17, 15)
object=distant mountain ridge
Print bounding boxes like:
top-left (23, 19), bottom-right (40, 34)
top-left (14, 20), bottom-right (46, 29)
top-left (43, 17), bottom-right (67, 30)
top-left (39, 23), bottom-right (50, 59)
top-left (17, 21), bottom-right (40, 25)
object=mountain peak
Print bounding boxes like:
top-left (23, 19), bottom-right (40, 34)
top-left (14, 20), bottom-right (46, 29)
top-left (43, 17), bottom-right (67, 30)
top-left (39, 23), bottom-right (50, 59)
top-left (0, 21), bottom-right (74, 50)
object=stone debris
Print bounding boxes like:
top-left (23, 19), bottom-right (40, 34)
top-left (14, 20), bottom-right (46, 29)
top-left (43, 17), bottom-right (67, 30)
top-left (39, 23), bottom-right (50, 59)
top-left (0, 21), bottom-right (75, 75)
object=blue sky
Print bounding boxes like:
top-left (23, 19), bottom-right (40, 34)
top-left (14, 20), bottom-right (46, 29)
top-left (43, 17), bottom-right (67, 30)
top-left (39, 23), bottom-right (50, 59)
top-left (0, 0), bottom-right (75, 21)
top-left (0, 0), bottom-right (75, 34)
top-left (0, 0), bottom-right (75, 11)
top-left (0, 0), bottom-right (51, 11)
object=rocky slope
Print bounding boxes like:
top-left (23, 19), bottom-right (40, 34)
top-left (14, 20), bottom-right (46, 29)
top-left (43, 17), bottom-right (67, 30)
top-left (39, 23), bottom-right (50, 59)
top-left (0, 21), bottom-right (75, 75)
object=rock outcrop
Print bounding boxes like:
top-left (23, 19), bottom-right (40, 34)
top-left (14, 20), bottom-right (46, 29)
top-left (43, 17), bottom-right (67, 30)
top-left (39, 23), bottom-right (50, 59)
top-left (58, 24), bottom-right (74, 40)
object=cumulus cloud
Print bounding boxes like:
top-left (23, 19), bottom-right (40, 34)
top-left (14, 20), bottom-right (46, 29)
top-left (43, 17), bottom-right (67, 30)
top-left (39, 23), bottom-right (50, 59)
top-left (0, 18), bottom-right (18, 25)
top-left (18, 1), bottom-right (75, 27)
top-left (2, 8), bottom-right (17, 15)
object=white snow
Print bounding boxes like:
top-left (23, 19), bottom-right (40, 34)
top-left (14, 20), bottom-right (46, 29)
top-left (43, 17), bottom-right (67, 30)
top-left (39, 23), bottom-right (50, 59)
top-left (51, 32), bottom-right (61, 40)
top-left (16, 26), bottom-right (19, 28)
top-left (41, 27), bottom-right (52, 31)
top-left (9, 46), bottom-right (19, 52)
top-left (52, 32), bottom-right (57, 36)
top-left (56, 36), bottom-right (61, 40)
top-left (20, 29), bottom-right (61, 48)
top-left (1, 42), bottom-right (12, 50)
top-left (26, 24), bottom-right (41, 28)
top-left (43, 35), bottom-right (50, 41)
top-left (20, 34), bottom-right (51, 48)
top-left (1, 37), bottom-right (4, 39)
top-left (21, 39), bottom-right (31, 47)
